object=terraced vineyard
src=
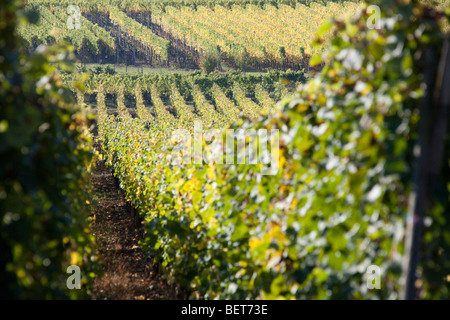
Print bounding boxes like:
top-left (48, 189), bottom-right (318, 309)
top-left (19, 0), bottom-right (359, 69)
top-left (147, 1), bottom-right (358, 69)
top-left (18, 4), bottom-right (115, 60)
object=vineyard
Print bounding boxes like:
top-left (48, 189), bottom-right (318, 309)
top-left (1, 0), bottom-right (450, 302)
top-left (19, 0), bottom-right (359, 70)
top-left (69, 70), bottom-right (304, 118)
top-left (18, 4), bottom-right (116, 61)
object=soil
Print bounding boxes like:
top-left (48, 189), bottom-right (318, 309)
top-left (89, 141), bottom-right (176, 300)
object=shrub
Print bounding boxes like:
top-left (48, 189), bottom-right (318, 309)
top-left (200, 49), bottom-right (221, 74)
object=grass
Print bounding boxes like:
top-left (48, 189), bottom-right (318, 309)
top-left (79, 63), bottom-right (197, 75)
top-left (78, 63), bottom-right (273, 76)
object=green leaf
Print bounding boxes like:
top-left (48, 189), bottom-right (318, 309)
top-left (310, 54), bottom-right (322, 67)
top-left (317, 20), bottom-right (333, 36)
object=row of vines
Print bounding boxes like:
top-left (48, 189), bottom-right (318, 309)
top-left (95, 0), bottom-right (450, 299)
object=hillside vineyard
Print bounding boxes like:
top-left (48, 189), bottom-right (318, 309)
top-left (2, 0), bottom-right (449, 301)
top-left (19, 1), bottom-right (358, 69)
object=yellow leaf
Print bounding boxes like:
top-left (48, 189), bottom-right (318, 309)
top-left (70, 251), bottom-right (79, 265)
top-left (207, 166), bottom-right (215, 180)
top-left (249, 237), bottom-right (262, 250)
top-left (175, 178), bottom-right (185, 190)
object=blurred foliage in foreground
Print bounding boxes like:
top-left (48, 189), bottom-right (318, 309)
top-left (99, 0), bottom-right (449, 299)
top-left (0, 0), bottom-right (94, 299)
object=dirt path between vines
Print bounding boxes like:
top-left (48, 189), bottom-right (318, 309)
top-left (89, 141), bottom-right (175, 300)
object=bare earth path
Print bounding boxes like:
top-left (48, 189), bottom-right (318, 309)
top-left (89, 142), bottom-right (173, 300)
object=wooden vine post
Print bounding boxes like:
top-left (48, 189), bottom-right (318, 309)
top-left (400, 37), bottom-right (449, 300)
